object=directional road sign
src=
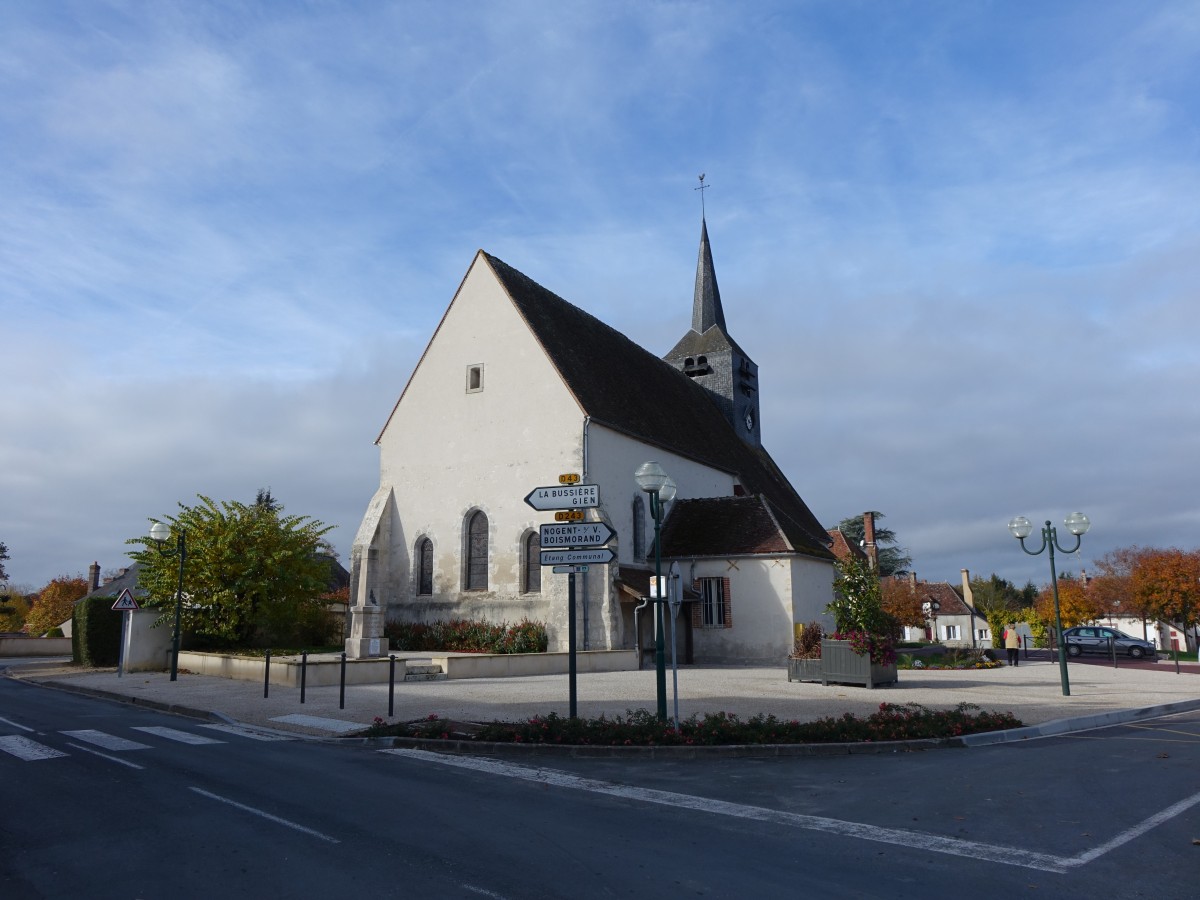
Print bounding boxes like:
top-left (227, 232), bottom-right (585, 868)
top-left (551, 565), bottom-right (590, 574)
top-left (538, 521), bottom-right (614, 548)
top-left (524, 484), bottom-right (600, 511)
top-left (541, 548), bottom-right (616, 566)
top-left (111, 589), bottom-right (139, 611)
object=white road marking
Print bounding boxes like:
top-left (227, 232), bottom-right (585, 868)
top-left (0, 716), bottom-right (35, 732)
top-left (132, 726), bottom-right (224, 745)
top-left (65, 742), bottom-right (145, 769)
top-left (384, 749), bottom-right (1200, 875)
top-left (198, 723), bottom-right (293, 741)
top-left (270, 714), bottom-right (363, 734)
top-left (189, 787), bottom-right (340, 844)
top-left (61, 729), bottom-right (151, 751)
top-left (0, 735), bottom-right (69, 761)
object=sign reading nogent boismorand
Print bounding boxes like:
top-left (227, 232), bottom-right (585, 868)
top-left (538, 521), bottom-right (615, 548)
top-left (524, 484), bottom-right (600, 510)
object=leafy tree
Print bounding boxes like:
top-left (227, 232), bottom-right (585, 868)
top-left (1131, 548), bottom-right (1200, 632)
top-left (1034, 576), bottom-right (1101, 630)
top-left (879, 577), bottom-right (926, 628)
top-left (0, 586), bottom-right (31, 632)
top-left (24, 576), bottom-right (89, 636)
top-left (830, 512), bottom-right (912, 576)
top-left (128, 494), bottom-right (336, 648)
top-left (968, 573), bottom-right (1035, 619)
top-left (828, 555), bottom-right (896, 636)
top-left (0, 540), bottom-right (9, 582)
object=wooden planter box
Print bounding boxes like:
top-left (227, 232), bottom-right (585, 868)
top-left (820, 639), bottom-right (898, 688)
top-left (787, 658), bottom-right (823, 682)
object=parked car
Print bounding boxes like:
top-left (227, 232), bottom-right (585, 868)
top-left (1061, 626), bottom-right (1157, 660)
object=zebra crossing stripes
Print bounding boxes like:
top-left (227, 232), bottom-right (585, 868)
top-left (60, 729), bottom-right (152, 751)
top-left (0, 723), bottom-right (291, 762)
top-left (0, 735), bottom-right (69, 761)
top-left (132, 726), bottom-right (224, 745)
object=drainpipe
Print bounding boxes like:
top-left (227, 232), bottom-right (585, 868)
top-left (581, 415), bottom-right (591, 650)
top-left (632, 596), bottom-right (648, 670)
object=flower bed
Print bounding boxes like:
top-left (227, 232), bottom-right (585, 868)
top-left (362, 702), bottom-right (1021, 746)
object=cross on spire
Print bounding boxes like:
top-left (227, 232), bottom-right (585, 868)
top-left (695, 173), bottom-right (709, 218)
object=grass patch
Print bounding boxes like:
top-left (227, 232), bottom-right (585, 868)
top-left (360, 702), bottom-right (1021, 746)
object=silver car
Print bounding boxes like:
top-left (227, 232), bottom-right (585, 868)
top-left (1062, 626), bottom-right (1157, 660)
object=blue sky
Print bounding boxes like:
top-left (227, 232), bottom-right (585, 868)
top-left (2, 1), bottom-right (1198, 591)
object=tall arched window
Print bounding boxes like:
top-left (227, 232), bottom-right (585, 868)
top-left (632, 495), bottom-right (646, 560)
top-left (416, 537), bottom-right (433, 595)
top-left (523, 531), bottom-right (541, 594)
top-left (465, 510), bottom-right (489, 591)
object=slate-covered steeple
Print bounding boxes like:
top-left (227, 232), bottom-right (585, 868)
top-left (665, 218), bottom-right (761, 447)
top-left (692, 219), bottom-right (727, 334)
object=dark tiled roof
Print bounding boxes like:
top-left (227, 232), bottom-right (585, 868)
top-left (484, 253), bottom-right (833, 560)
top-left (661, 496), bottom-right (792, 557)
top-left (885, 577), bottom-right (977, 618)
top-left (80, 563), bottom-right (143, 600)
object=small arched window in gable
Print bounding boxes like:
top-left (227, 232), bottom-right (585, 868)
top-left (523, 531), bottom-right (541, 594)
top-left (465, 510), bottom-right (489, 591)
top-left (416, 537), bottom-right (433, 596)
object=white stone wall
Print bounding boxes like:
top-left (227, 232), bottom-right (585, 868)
top-left (365, 254), bottom-right (603, 651)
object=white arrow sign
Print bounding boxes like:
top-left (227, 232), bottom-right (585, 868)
top-left (524, 484), bottom-right (600, 510)
top-left (538, 521), bottom-right (615, 548)
top-left (111, 589), bottom-right (139, 611)
top-left (541, 548), bottom-right (616, 566)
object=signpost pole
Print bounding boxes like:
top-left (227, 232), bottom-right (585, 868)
top-left (568, 572), bottom-right (578, 718)
top-left (117, 610), bottom-right (128, 678)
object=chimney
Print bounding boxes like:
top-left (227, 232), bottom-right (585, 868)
top-left (961, 569), bottom-right (974, 610)
top-left (88, 561), bottom-right (100, 593)
top-left (908, 571), bottom-right (917, 588)
top-left (862, 511), bottom-right (878, 571)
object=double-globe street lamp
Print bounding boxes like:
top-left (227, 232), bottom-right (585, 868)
top-left (149, 522), bottom-right (187, 682)
top-left (634, 461), bottom-right (676, 722)
top-left (1007, 512), bottom-right (1090, 697)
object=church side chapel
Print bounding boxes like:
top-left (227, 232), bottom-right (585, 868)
top-left (347, 217), bottom-right (836, 665)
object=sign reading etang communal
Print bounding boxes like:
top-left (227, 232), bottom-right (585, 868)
top-left (524, 484), bottom-right (600, 511)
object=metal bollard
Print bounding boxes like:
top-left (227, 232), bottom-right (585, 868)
top-left (300, 651), bottom-right (307, 704)
top-left (339, 652), bottom-right (347, 710)
top-left (388, 654), bottom-right (396, 718)
top-left (264, 649), bottom-right (271, 698)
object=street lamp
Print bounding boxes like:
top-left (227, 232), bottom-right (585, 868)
top-left (1008, 512), bottom-right (1090, 697)
top-left (149, 521), bottom-right (187, 682)
top-left (922, 599), bottom-right (941, 642)
top-left (634, 461), bottom-right (676, 722)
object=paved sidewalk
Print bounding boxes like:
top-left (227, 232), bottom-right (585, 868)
top-left (6, 655), bottom-right (1200, 740)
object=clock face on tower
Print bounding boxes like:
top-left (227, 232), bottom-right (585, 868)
top-left (744, 408), bottom-right (754, 432)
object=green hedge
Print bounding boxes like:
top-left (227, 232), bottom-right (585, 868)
top-left (73, 596), bottom-right (123, 667)
top-left (384, 618), bottom-right (549, 654)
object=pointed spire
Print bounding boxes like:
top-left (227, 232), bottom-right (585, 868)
top-left (692, 218), bottom-right (726, 334)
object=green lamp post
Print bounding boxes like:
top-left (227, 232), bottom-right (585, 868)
top-left (149, 521), bottom-right (187, 682)
top-left (635, 461), bottom-right (676, 722)
top-left (1008, 512), bottom-right (1090, 697)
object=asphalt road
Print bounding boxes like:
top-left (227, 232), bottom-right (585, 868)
top-left (3, 676), bottom-right (1198, 898)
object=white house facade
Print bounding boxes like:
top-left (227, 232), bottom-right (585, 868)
top-left (348, 222), bottom-right (836, 664)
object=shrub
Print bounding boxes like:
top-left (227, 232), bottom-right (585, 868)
top-left (73, 595), bottom-right (122, 667)
top-left (790, 621), bottom-right (824, 659)
top-left (384, 618), bottom-right (548, 654)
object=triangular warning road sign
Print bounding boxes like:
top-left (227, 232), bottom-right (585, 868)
top-left (111, 589), bottom-right (139, 611)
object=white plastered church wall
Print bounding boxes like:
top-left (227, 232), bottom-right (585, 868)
top-left (366, 253), bottom-right (589, 650)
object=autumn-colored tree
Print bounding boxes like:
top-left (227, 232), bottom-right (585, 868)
top-left (879, 577), bottom-right (926, 627)
top-left (1131, 548), bottom-right (1200, 630)
top-left (1034, 575), bottom-right (1102, 630)
top-left (24, 576), bottom-right (89, 635)
top-left (0, 585), bottom-right (32, 632)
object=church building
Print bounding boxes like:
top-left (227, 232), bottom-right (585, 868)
top-left (347, 221), bottom-right (836, 665)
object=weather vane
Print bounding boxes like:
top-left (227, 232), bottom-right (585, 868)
top-left (695, 173), bottom-right (709, 217)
